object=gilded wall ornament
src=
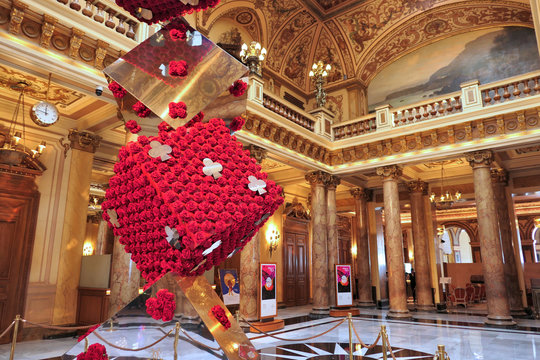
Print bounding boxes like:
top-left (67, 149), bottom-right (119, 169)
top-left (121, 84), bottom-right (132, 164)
top-left (465, 150), bottom-right (493, 168)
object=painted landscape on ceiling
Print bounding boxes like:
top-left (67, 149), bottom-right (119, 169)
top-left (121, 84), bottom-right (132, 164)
top-left (367, 26), bottom-right (540, 111)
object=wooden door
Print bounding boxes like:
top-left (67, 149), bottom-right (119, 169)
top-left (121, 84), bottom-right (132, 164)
top-left (283, 232), bottom-right (309, 306)
top-left (0, 173), bottom-right (40, 344)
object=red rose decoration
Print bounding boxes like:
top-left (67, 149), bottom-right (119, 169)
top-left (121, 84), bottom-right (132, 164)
top-left (146, 289), bottom-right (176, 322)
top-left (169, 101), bottom-right (187, 119)
top-left (126, 120), bottom-right (141, 134)
top-left (169, 60), bottom-right (188, 77)
top-left (229, 80), bottom-right (247, 97)
top-left (108, 81), bottom-right (127, 98)
top-left (211, 305), bottom-right (231, 329)
top-left (78, 324), bottom-right (99, 342)
top-left (170, 26), bottom-right (188, 41)
top-left (102, 118), bottom-right (283, 283)
top-left (133, 101), bottom-right (151, 118)
top-left (115, 0), bottom-right (221, 24)
top-left (77, 343), bottom-right (108, 359)
top-left (229, 116), bottom-right (245, 132)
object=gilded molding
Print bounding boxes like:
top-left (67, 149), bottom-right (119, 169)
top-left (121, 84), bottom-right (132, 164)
top-left (408, 180), bottom-right (429, 194)
top-left (305, 170), bottom-right (330, 186)
top-left (350, 187), bottom-right (371, 201)
top-left (40, 15), bottom-right (57, 48)
top-left (9, 1), bottom-right (27, 35)
top-left (376, 165), bottom-right (402, 180)
top-left (466, 150), bottom-right (493, 168)
top-left (69, 28), bottom-right (85, 59)
top-left (94, 40), bottom-right (109, 70)
top-left (244, 144), bottom-right (267, 164)
top-left (67, 129), bottom-right (102, 154)
top-left (491, 168), bottom-right (509, 185)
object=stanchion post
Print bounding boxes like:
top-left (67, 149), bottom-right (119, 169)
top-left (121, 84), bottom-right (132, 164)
top-left (173, 322), bottom-right (180, 360)
top-left (348, 313), bottom-right (353, 360)
top-left (435, 344), bottom-right (449, 360)
top-left (381, 325), bottom-right (387, 360)
top-left (84, 337), bottom-right (89, 352)
top-left (9, 314), bottom-right (21, 360)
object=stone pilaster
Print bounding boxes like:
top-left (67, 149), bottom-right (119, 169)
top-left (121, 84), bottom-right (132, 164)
top-left (52, 130), bottom-right (101, 324)
top-left (350, 188), bottom-right (375, 307)
top-left (407, 180), bottom-right (434, 311)
top-left (376, 165), bottom-right (411, 319)
top-left (326, 175), bottom-right (340, 308)
top-left (466, 151), bottom-right (515, 327)
top-left (306, 170), bottom-right (330, 318)
top-left (491, 168), bottom-right (526, 316)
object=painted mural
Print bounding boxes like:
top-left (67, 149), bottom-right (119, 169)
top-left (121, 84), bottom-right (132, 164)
top-left (367, 26), bottom-right (540, 111)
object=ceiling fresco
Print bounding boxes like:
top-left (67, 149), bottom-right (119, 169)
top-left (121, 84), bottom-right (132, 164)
top-left (198, 0), bottom-right (534, 95)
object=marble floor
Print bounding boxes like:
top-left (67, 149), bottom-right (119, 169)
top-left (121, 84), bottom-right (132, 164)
top-left (0, 307), bottom-right (538, 359)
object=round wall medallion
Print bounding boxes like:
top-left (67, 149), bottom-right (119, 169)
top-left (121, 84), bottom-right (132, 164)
top-left (21, 21), bottom-right (39, 38)
top-left (455, 130), bottom-right (466, 140)
top-left (526, 116), bottom-right (538, 127)
top-left (506, 120), bottom-right (518, 131)
top-left (0, 8), bottom-right (9, 24)
top-left (52, 35), bottom-right (69, 50)
top-left (486, 124), bottom-right (497, 134)
top-left (79, 46), bottom-right (94, 61)
top-left (236, 11), bottom-right (253, 25)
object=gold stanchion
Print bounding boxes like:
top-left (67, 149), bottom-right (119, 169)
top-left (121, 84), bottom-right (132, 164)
top-left (347, 313), bottom-right (353, 360)
top-left (434, 344), bottom-right (450, 360)
top-left (9, 315), bottom-right (21, 360)
top-left (173, 322), bottom-right (180, 360)
top-left (380, 325), bottom-right (387, 360)
top-left (106, 318), bottom-right (115, 332)
top-left (84, 337), bottom-right (89, 352)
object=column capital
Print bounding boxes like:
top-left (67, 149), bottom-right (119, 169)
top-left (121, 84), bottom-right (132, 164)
top-left (324, 174), bottom-right (341, 190)
top-left (350, 187), bottom-right (372, 200)
top-left (491, 168), bottom-right (509, 184)
top-left (407, 180), bottom-right (429, 194)
top-left (376, 165), bottom-right (402, 180)
top-left (244, 144), bottom-right (267, 164)
top-left (305, 170), bottom-right (330, 186)
top-left (466, 150), bottom-right (493, 168)
top-left (68, 129), bottom-right (101, 153)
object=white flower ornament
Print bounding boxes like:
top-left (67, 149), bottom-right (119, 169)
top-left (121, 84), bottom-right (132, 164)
top-left (248, 175), bottom-right (267, 195)
top-left (149, 141), bottom-right (172, 161)
top-left (202, 158), bottom-right (223, 179)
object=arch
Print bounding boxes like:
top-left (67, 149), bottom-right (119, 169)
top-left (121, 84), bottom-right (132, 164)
top-left (441, 221), bottom-right (476, 243)
top-left (355, 1), bottom-right (533, 86)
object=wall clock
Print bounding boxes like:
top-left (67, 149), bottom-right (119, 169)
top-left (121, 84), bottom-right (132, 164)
top-left (30, 100), bottom-right (59, 127)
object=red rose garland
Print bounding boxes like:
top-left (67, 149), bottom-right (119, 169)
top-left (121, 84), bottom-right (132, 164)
top-left (108, 81), bottom-right (127, 98)
top-left (115, 0), bottom-right (221, 24)
top-left (169, 101), bottom-right (187, 119)
top-left (169, 60), bottom-right (188, 77)
top-left (102, 118), bottom-right (283, 283)
top-left (229, 80), bottom-right (248, 97)
top-left (229, 116), bottom-right (245, 132)
top-left (146, 289), bottom-right (176, 322)
top-left (77, 343), bottom-right (108, 360)
top-left (125, 120), bottom-right (141, 134)
top-left (78, 324), bottom-right (100, 342)
top-left (211, 305), bottom-right (231, 329)
top-left (133, 101), bottom-right (151, 118)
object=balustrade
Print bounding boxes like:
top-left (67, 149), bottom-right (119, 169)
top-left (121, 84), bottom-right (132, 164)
top-left (393, 95), bottom-right (462, 126)
top-left (481, 74), bottom-right (540, 106)
top-left (333, 115), bottom-right (377, 140)
top-left (262, 94), bottom-right (315, 132)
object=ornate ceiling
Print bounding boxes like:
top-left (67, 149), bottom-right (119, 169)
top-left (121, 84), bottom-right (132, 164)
top-left (197, 0), bottom-right (533, 95)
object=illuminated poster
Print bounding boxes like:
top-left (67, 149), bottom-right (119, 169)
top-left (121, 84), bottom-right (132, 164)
top-left (260, 263), bottom-right (277, 319)
top-left (336, 264), bottom-right (353, 307)
top-left (218, 269), bottom-right (240, 305)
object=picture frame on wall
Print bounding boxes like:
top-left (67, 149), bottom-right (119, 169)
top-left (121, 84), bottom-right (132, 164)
top-left (260, 263), bottom-right (277, 319)
top-left (335, 264), bottom-right (353, 307)
top-left (218, 269), bottom-right (240, 305)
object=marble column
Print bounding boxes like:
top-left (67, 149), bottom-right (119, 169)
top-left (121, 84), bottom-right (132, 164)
top-left (326, 175), bottom-right (340, 308)
top-left (491, 169), bottom-right (526, 316)
top-left (350, 188), bottom-right (375, 307)
top-left (376, 165), bottom-right (411, 319)
top-left (52, 130), bottom-right (101, 324)
top-left (306, 170), bottom-right (330, 318)
top-left (466, 151), bottom-right (515, 327)
top-left (407, 180), bottom-right (434, 311)
top-left (240, 145), bottom-right (267, 324)
top-left (95, 215), bottom-right (109, 256)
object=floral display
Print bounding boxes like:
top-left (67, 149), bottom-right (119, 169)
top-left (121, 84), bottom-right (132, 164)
top-left (146, 289), bottom-right (176, 322)
top-left (169, 101), bottom-right (188, 119)
top-left (102, 118), bottom-right (283, 283)
top-left (133, 101), bottom-right (151, 118)
top-left (170, 25), bottom-right (188, 41)
top-left (108, 81), bottom-right (127, 98)
top-left (211, 305), bottom-right (231, 329)
top-left (76, 343), bottom-right (108, 359)
top-left (229, 80), bottom-right (248, 97)
top-left (78, 324), bottom-right (100, 342)
top-left (115, 0), bottom-right (221, 24)
top-left (169, 60), bottom-right (189, 77)
top-left (229, 116), bottom-right (246, 132)
top-left (125, 120), bottom-right (141, 134)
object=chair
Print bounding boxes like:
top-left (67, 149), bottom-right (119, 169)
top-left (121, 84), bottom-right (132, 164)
top-left (465, 286), bottom-right (475, 304)
top-left (473, 284), bottom-right (481, 302)
top-left (453, 287), bottom-right (468, 307)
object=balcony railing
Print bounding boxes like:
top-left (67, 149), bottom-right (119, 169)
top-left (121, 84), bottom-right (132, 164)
top-left (262, 93), bottom-right (315, 132)
top-left (392, 94), bottom-right (462, 126)
top-left (333, 114), bottom-right (377, 140)
top-left (481, 73), bottom-right (540, 106)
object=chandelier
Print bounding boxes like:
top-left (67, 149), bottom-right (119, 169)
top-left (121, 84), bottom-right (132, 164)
top-left (430, 162), bottom-right (461, 209)
top-left (309, 60), bottom-right (331, 108)
top-left (0, 82), bottom-right (46, 167)
top-left (240, 41), bottom-right (266, 76)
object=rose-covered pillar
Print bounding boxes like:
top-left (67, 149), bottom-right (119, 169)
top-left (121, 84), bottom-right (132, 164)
top-left (466, 151), bottom-right (516, 327)
top-left (407, 180), bottom-right (434, 311)
top-left (350, 187), bottom-right (375, 307)
top-left (326, 175), bottom-right (340, 308)
top-left (376, 165), bottom-right (411, 319)
top-left (306, 170), bottom-right (330, 318)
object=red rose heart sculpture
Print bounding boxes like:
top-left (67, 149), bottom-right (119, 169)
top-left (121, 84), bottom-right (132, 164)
top-left (115, 0), bottom-right (221, 24)
top-left (102, 118), bottom-right (283, 283)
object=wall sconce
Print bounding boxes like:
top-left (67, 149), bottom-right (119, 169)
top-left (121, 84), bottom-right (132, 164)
top-left (82, 242), bottom-right (94, 256)
top-left (266, 224), bottom-right (280, 257)
top-left (351, 245), bottom-right (357, 257)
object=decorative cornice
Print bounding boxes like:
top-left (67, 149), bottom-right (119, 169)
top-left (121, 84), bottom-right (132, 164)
top-left (9, 1), bottom-right (27, 35)
top-left (69, 28), bottom-right (85, 59)
top-left (350, 187), bottom-right (372, 201)
top-left (466, 150), bottom-right (493, 169)
top-left (408, 180), bottom-right (429, 194)
top-left (305, 170), bottom-right (330, 186)
top-left (67, 129), bottom-right (101, 154)
top-left (324, 174), bottom-right (340, 189)
top-left (244, 144), bottom-right (267, 164)
top-left (491, 168), bottom-right (509, 185)
top-left (376, 165), bottom-right (402, 180)
top-left (40, 14), bottom-right (57, 48)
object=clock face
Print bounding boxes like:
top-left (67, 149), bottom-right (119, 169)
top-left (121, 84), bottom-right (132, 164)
top-left (31, 101), bottom-right (59, 126)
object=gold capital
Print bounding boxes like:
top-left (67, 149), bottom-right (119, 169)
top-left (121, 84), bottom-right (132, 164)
top-left (407, 180), bottom-right (428, 194)
top-left (466, 150), bottom-right (493, 168)
top-left (376, 165), bottom-right (402, 180)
